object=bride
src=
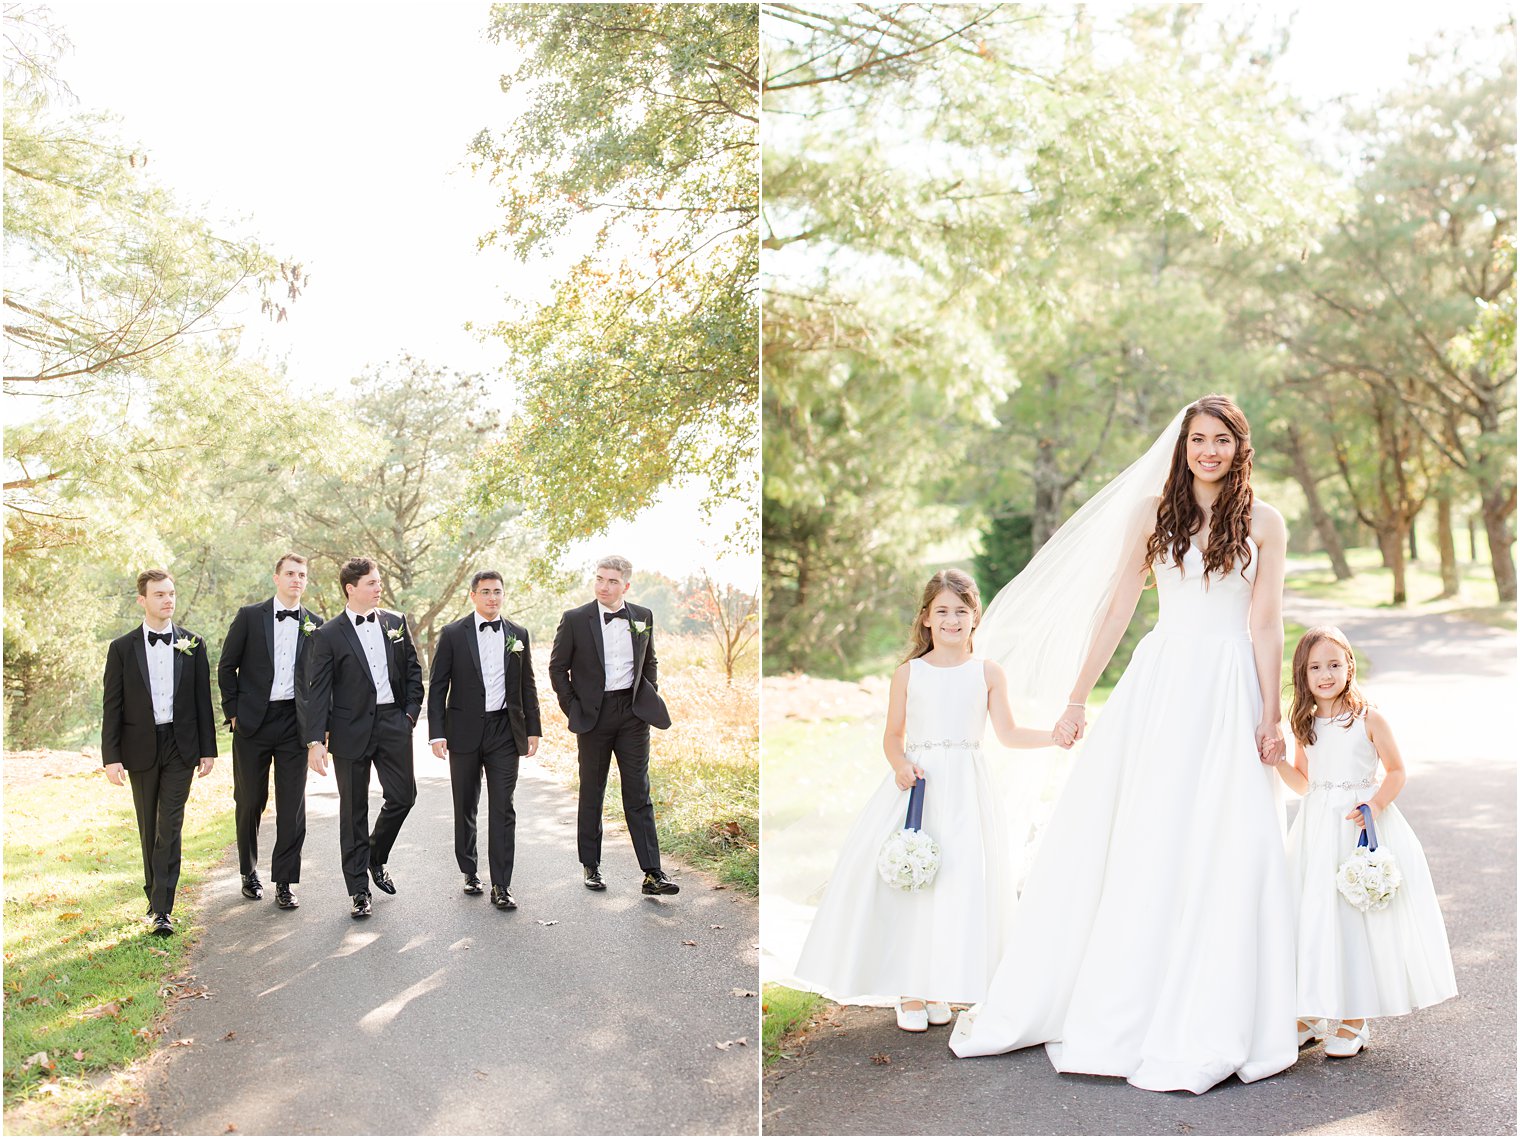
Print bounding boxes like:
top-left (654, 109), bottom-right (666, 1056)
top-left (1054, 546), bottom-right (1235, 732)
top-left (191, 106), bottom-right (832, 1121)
top-left (949, 394), bottom-right (1298, 1094)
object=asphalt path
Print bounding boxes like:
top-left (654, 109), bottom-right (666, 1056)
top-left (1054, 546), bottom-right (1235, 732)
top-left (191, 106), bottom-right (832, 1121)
top-left (132, 729), bottom-right (759, 1136)
top-left (763, 599), bottom-right (1515, 1136)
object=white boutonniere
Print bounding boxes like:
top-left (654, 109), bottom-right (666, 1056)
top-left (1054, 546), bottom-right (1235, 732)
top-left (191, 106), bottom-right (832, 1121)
top-left (385, 626), bottom-right (404, 642)
top-left (174, 635), bottom-right (200, 656)
top-left (301, 619), bottom-right (317, 637)
top-left (630, 620), bottom-right (649, 637)
top-left (504, 635), bottom-right (524, 654)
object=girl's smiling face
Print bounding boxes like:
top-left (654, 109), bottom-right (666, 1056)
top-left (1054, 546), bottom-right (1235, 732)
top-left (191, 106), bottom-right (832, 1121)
top-left (1305, 641), bottom-right (1350, 705)
top-left (922, 589), bottom-right (976, 649)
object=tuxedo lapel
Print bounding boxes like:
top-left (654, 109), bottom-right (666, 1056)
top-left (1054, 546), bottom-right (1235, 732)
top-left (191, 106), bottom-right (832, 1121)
top-left (171, 623), bottom-right (185, 692)
top-left (132, 630), bottom-right (151, 691)
top-left (629, 605), bottom-right (647, 684)
top-left (295, 606), bottom-right (310, 664)
top-left (263, 598), bottom-right (277, 667)
top-left (382, 613), bottom-right (402, 694)
top-left (463, 617), bottom-right (484, 685)
top-left (586, 604), bottom-right (606, 671)
top-left (337, 611), bottom-right (365, 666)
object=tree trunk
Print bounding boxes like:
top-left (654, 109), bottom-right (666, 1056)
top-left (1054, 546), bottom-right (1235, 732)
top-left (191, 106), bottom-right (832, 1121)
top-left (1436, 492), bottom-right (1459, 598)
top-left (1376, 525), bottom-right (1408, 604)
top-left (1030, 435), bottom-right (1065, 550)
top-left (1283, 425), bottom-right (1353, 580)
top-left (1481, 487), bottom-right (1518, 603)
top-left (1469, 515), bottom-right (1479, 562)
top-left (1408, 521), bottom-right (1418, 562)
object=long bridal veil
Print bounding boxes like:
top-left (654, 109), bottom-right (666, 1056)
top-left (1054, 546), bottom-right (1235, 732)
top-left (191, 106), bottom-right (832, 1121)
top-left (979, 405), bottom-right (1188, 883)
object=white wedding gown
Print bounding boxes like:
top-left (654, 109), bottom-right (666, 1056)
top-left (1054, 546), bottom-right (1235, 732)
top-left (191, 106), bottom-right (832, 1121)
top-left (950, 539), bottom-right (1299, 1094)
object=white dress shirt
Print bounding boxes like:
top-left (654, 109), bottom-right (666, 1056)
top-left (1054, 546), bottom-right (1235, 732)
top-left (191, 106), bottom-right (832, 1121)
top-left (598, 602), bottom-right (635, 692)
top-left (346, 608), bottom-right (396, 704)
top-left (476, 616), bottom-right (507, 712)
top-left (270, 598), bottom-right (300, 701)
top-left (143, 622), bottom-right (175, 725)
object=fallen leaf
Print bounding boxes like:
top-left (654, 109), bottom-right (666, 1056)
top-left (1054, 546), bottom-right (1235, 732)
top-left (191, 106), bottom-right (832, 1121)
top-left (57, 911), bottom-right (82, 921)
top-left (22, 1052), bottom-right (53, 1072)
top-left (534, 919), bottom-right (559, 927)
top-left (225, 1124), bottom-right (238, 1133)
top-left (714, 1038), bottom-right (748, 1050)
top-left (681, 939), bottom-right (698, 947)
top-left (133, 1028), bottom-right (155, 1040)
top-left (73, 1050), bottom-right (86, 1061)
top-left (148, 948), bottom-right (169, 958)
top-left (710, 883), bottom-right (729, 890)
top-left (74, 1000), bottom-right (120, 1019)
top-left (37, 1081), bottom-right (62, 1096)
top-left (472, 1070), bottom-right (487, 1080)
top-left (170, 1038), bottom-right (193, 1048)
top-left (870, 1052), bottom-right (891, 1065)
top-left (730, 988), bottom-right (757, 998)
top-left (710, 924), bottom-right (725, 930)
top-left (19, 995), bottom-right (48, 1007)
top-left (220, 1032), bottom-right (237, 1041)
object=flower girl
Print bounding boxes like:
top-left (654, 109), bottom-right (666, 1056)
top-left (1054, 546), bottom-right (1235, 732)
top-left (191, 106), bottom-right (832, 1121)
top-left (790, 569), bottom-right (1062, 1032)
top-left (1275, 625), bottom-right (1458, 1057)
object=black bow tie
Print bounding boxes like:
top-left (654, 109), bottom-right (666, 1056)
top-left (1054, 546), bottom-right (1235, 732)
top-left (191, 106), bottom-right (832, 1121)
top-left (354, 612), bottom-right (376, 624)
top-left (603, 608), bottom-right (630, 625)
top-left (148, 630), bottom-right (173, 646)
top-left (479, 618), bottom-right (502, 632)
top-left (276, 609), bottom-right (299, 621)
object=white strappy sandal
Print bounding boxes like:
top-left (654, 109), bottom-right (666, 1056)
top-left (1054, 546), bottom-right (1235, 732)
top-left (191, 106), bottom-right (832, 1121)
top-left (1297, 1018), bottom-right (1328, 1048)
top-left (1324, 1020), bottom-right (1370, 1058)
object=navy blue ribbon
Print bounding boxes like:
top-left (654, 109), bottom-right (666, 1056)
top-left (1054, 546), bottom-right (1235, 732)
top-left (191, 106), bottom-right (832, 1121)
top-left (1355, 802), bottom-right (1379, 852)
top-left (904, 777), bottom-right (925, 832)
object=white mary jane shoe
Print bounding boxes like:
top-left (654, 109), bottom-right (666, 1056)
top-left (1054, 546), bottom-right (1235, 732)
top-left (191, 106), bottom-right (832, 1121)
top-left (1297, 1018), bottom-right (1328, 1048)
top-left (1324, 1020), bottom-right (1370, 1058)
top-left (926, 1002), bottom-right (953, 1026)
top-left (895, 1000), bottom-right (929, 1032)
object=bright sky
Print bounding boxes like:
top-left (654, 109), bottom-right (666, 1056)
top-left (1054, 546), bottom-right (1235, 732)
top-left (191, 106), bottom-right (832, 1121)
top-left (39, 0), bottom-right (755, 589)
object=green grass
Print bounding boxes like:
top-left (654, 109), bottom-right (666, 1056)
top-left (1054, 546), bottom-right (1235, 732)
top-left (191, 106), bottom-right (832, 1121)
top-left (536, 634), bottom-right (759, 893)
top-left (1285, 547), bottom-right (1515, 630)
top-left (3, 737), bottom-right (235, 1134)
top-left (762, 983), bottom-right (826, 1065)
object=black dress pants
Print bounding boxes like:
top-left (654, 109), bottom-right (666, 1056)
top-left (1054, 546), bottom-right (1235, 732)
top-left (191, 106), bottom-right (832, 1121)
top-left (127, 726), bottom-right (197, 914)
top-left (449, 712), bottom-right (521, 889)
top-left (232, 700), bottom-right (307, 883)
top-left (333, 706), bottom-right (416, 895)
top-left (576, 689), bottom-right (661, 872)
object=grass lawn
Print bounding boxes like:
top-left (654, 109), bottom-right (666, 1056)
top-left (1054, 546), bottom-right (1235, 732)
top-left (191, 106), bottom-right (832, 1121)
top-left (3, 735), bottom-right (235, 1135)
top-left (1285, 547), bottom-right (1515, 630)
top-left (762, 983), bottom-right (827, 1066)
top-left (534, 634), bottom-right (759, 893)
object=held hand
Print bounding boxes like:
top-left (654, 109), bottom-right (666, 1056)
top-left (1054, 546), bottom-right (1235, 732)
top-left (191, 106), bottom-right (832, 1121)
top-left (1345, 803), bottom-right (1382, 827)
top-left (103, 762), bottom-right (126, 786)
top-left (525, 736), bottom-right (539, 758)
top-left (307, 742), bottom-right (329, 777)
top-left (1053, 706), bottom-right (1086, 748)
top-left (430, 740), bottom-right (448, 760)
top-left (1255, 720), bottom-right (1285, 766)
top-left (229, 716), bottom-right (237, 732)
top-left (197, 756), bottom-right (214, 777)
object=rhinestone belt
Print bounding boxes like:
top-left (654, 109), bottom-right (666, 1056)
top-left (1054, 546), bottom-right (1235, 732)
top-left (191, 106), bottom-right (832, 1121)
top-left (1307, 777), bottom-right (1377, 792)
top-left (905, 739), bottom-right (982, 753)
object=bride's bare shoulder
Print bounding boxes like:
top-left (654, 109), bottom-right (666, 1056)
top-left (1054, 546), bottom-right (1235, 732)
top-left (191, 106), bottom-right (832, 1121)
top-left (1250, 500), bottom-right (1286, 545)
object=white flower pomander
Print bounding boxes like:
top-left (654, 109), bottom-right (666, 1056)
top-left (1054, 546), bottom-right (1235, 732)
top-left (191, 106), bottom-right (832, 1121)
top-left (1337, 846), bottom-right (1403, 912)
top-left (877, 828), bottom-right (941, 891)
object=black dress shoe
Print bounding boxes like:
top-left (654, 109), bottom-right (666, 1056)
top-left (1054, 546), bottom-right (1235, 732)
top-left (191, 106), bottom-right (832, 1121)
top-left (274, 883), bottom-right (298, 909)
top-left (463, 875), bottom-right (484, 895)
top-left (582, 865), bottom-right (606, 891)
top-left (350, 891), bottom-right (372, 918)
top-left (490, 885), bottom-right (517, 911)
top-left (241, 871), bottom-right (264, 900)
top-left (151, 912), bottom-right (174, 936)
top-left (641, 869), bottom-right (680, 896)
top-left (369, 864), bottom-right (396, 895)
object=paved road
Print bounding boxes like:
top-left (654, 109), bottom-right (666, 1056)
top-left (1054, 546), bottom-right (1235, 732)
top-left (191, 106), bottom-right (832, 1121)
top-left (763, 599), bottom-right (1515, 1136)
top-left (133, 733), bottom-right (759, 1136)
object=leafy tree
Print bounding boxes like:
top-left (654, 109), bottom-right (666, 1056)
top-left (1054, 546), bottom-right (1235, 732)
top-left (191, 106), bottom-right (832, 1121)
top-left (686, 570), bottom-right (758, 684)
top-left (467, 3), bottom-right (758, 554)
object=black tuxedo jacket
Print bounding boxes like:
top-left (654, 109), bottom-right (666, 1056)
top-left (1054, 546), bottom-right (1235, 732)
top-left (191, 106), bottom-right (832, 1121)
top-left (218, 599), bottom-right (325, 736)
top-left (427, 613), bottom-right (542, 755)
top-left (101, 624), bottom-right (218, 770)
top-left (296, 609), bottom-right (423, 758)
top-left (548, 600), bottom-right (670, 734)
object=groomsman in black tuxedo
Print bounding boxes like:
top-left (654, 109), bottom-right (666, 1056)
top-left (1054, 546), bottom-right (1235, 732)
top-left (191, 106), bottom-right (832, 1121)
top-left (101, 570), bottom-right (218, 936)
top-left (427, 570), bottom-right (542, 910)
top-left (218, 552), bottom-right (324, 910)
top-left (296, 556), bottom-right (423, 918)
top-left (548, 555), bottom-right (678, 896)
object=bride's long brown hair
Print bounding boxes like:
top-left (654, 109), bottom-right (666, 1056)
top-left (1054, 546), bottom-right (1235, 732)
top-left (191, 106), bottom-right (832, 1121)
top-left (904, 569), bottom-right (981, 661)
top-left (1144, 394), bottom-right (1255, 581)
